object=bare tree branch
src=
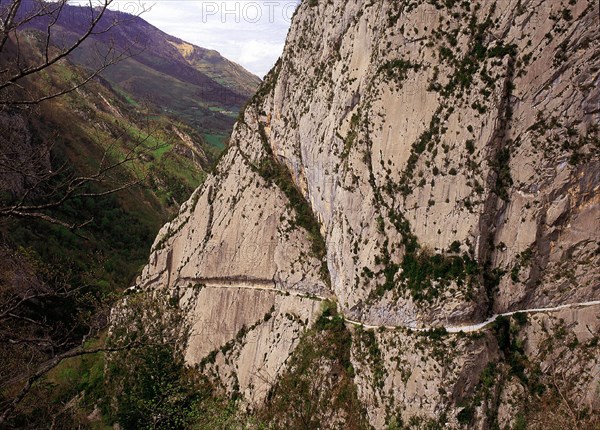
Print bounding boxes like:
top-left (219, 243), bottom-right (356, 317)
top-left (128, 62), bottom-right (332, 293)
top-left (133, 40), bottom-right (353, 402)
top-left (0, 0), bottom-right (23, 53)
top-left (0, 2), bottom-right (175, 423)
top-left (0, 340), bottom-right (145, 424)
top-left (4, 48), bottom-right (130, 105)
top-left (1, 0), bottom-right (149, 105)
top-left (0, 0), bottom-right (113, 90)
top-left (0, 111), bottom-right (167, 230)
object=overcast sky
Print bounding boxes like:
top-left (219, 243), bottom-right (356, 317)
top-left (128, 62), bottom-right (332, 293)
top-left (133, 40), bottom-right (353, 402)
top-left (110, 1), bottom-right (301, 78)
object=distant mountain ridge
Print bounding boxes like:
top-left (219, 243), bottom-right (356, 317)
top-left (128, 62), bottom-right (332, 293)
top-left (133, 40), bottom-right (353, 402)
top-left (19, 1), bottom-right (261, 146)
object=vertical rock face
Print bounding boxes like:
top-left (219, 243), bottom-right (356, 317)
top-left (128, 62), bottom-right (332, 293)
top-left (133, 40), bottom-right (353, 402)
top-left (135, 0), bottom-right (600, 427)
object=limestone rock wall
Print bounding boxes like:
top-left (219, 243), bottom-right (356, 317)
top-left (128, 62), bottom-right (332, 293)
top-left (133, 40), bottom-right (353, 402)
top-left (134, 0), bottom-right (600, 428)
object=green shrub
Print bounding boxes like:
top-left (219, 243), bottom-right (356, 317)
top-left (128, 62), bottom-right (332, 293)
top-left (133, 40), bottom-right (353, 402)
top-left (259, 310), bottom-right (368, 428)
top-left (378, 59), bottom-right (422, 83)
top-left (449, 240), bottom-right (461, 253)
top-left (457, 405), bottom-right (475, 424)
top-left (106, 295), bottom-right (210, 429)
top-left (465, 139), bottom-right (475, 154)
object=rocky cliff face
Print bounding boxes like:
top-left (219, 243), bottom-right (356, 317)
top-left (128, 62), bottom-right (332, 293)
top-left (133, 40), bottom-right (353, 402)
top-left (135, 0), bottom-right (600, 428)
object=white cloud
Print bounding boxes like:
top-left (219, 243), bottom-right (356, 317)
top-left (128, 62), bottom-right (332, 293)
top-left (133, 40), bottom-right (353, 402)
top-left (109, 0), bottom-right (300, 77)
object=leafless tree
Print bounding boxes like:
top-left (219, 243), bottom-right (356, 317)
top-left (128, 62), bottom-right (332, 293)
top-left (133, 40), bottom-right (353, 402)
top-left (0, 245), bottom-right (108, 424)
top-left (0, 112), bottom-right (167, 231)
top-left (0, 0), bottom-right (150, 279)
top-left (0, 0), bottom-right (146, 105)
top-left (0, 1), bottom-right (174, 426)
top-left (0, 249), bottom-right (188, 425)
top-left (0, 0), bottom-right (159, 230)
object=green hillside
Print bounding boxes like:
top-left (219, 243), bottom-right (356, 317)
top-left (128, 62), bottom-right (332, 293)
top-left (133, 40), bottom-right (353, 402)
top-left (0, 14), bottom-right (256, 425)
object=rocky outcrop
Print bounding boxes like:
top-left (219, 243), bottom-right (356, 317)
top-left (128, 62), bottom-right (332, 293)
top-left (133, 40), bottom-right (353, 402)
top-left (135, 0), bottom-right (600, 428)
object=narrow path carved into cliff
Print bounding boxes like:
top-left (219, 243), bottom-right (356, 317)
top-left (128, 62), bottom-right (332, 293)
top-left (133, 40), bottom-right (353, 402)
top-left (344, 300), bottom-right (600, 333)
top-left (172, 279), bottom-right (600, 334)
top-left (175, 277), bottom-right (329, 302)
